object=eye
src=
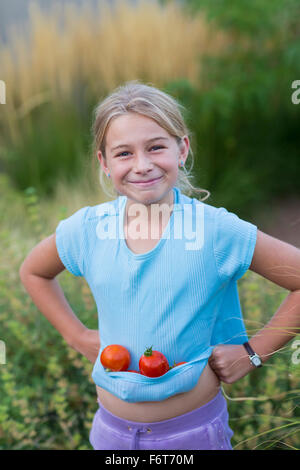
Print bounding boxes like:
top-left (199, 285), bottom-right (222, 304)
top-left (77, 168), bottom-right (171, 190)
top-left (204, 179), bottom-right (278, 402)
top-left (116, 146), bottom-right (164, 157)
top-left (116, 151), bottom-right (130, 158)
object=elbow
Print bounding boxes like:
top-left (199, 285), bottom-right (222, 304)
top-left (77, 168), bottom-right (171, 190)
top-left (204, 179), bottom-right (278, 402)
top-left (19, 265), bottom-right (26, 283)
top-left (19, 263), bottom-right (39, 286)
top-left (19, 263), bottom-right (57, 281)
top-left (19, 261), bottom-right (30, 282)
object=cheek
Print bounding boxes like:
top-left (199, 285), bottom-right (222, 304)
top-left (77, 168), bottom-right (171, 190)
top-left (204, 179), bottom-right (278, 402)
top-left (158, 154), bottom-right (179, 171)
top-left (112, 164), bottom-right (131, 182)
top-left (165, 160), bottom-right (179, 177)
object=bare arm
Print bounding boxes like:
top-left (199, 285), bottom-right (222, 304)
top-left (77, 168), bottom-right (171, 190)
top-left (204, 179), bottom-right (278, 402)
top-left (209, 230), bottom-right (300, 383)
top-left (247, 230), bottom-right (300, 361)
top-left (19, 233), bottom-right (100, 363)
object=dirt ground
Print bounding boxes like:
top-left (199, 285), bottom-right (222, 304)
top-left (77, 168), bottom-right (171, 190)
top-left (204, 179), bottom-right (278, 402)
top-left (253, 196), bottom-right (300, 248)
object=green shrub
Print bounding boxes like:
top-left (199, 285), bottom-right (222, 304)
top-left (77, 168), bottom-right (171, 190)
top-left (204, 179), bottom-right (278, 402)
top-left (162, 0), bottom-right (300, 217)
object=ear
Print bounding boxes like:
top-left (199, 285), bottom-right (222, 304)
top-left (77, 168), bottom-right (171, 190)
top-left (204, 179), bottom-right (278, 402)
top-left (178, 135), bottom-right (190, 165)
top-left (97, 150), bottom-right (107, 172)
top-left (97, 150), bottom-right (102, 164)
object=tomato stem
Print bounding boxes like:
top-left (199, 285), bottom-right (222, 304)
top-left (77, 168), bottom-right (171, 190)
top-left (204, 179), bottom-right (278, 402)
top-left (144, 345), bottom-right (153, 357)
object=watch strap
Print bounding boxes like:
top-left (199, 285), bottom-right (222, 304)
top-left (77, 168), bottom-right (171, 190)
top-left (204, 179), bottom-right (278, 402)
top-left (243, 341), bottom-right (256, 356)
top-left (243, 341), bottom-right (262, 367)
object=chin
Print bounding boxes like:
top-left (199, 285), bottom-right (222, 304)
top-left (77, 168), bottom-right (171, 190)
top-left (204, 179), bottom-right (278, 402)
top-left (122, 180), bottom-right (174, 204)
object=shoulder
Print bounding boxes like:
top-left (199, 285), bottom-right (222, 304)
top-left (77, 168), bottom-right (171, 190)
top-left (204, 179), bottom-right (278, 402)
top-left (188, 195), bottom-right (219, 225)
top-left (176, 188), bottom-right (214, 215)
top-left (84, 197), bottom-right (125, 242)
top-left (56, 205), bottom-right (90, 233)
top-left (210, 203), bottom-right (257, 249)
top-left (174, 190), bottom-right (218, 235)
top-left (86, 196), bottom-right (124, 221)
top-left (56, 197), bottom-right (122, 237)
top-left (176, 188), bottom-right (255, 232)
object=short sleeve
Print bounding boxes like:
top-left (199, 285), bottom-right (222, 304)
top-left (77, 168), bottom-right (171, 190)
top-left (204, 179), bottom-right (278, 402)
top-left (55, 206), bottom-right (90, 277)
top-left (213, 207), bottom-right (257, 283)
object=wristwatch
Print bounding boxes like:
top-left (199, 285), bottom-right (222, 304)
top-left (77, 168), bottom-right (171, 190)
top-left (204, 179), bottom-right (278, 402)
top-left (243, 341), bottom-right (262, 368)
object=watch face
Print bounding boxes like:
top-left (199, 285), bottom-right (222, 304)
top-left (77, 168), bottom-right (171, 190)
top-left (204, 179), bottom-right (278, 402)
top-left (252, 355), bottom-right (261, 367)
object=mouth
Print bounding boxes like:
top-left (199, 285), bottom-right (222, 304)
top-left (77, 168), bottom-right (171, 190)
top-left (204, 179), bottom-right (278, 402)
top-left (128, 175), bottom-right (164, 187)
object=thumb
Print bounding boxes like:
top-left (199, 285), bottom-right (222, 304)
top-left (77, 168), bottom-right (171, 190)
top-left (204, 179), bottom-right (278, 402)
top-left (209, 345), bottom-right (219, 359)
top-left (208, 345), bottom-right (223, 367)
top-left (208, 348), bottom-right (216, 367)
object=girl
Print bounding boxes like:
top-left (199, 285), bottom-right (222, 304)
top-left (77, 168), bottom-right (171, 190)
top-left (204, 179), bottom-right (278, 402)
top-left (19, 81), bottom-right (300, 451)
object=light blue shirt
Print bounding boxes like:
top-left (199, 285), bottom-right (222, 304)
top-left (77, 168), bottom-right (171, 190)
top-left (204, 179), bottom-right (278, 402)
top-left (55, 186), bottom-right (257, 402)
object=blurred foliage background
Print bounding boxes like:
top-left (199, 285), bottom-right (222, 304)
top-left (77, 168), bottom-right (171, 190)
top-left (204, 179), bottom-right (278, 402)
top-left (0, 0), bottom-right (299, 450)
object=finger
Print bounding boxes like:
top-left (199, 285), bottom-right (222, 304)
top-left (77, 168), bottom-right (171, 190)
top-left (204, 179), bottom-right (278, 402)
top-left (208, 357), bottom-right (215, 368)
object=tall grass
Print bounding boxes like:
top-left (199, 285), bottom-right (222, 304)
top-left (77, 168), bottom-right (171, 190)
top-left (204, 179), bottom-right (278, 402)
top-left (1, 0), bottom-right (299, 217)
top-left (0, 0), bottom-right (229, 153)
top-left (1, 0), bottom-right (229, 99)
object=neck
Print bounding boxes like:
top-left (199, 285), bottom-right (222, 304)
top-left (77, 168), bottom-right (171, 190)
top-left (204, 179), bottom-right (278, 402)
top-left (125, 189), bottom-right (174, 227)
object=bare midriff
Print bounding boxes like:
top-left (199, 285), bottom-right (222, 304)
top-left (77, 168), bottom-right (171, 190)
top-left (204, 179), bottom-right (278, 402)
top-left (96, 362), bottom-right (221, 422)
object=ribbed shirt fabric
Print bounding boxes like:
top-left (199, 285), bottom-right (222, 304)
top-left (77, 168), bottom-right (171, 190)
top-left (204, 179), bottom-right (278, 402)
top-left (55, 186), bottom-right (257, 402)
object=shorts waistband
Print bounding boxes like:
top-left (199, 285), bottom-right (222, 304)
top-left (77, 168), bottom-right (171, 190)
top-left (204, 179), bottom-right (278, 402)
top-left (97, 389), bottom-right (226, 435)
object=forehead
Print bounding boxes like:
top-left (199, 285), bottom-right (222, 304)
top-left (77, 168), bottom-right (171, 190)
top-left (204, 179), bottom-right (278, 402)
top-left (105, 113), bottom-right (171, 148)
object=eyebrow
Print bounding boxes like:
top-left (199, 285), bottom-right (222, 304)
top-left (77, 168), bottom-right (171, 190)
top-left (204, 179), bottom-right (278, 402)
top-left (111, 137), bottom-right (169, 152)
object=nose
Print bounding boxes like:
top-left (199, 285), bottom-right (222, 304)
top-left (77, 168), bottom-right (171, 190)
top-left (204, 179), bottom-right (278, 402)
top-left (132, 152), bottom-right (154, 174)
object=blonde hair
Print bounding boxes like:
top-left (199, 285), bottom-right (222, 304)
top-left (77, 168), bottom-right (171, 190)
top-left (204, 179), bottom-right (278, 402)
top-left (91, 80), bottom-right (210, 201)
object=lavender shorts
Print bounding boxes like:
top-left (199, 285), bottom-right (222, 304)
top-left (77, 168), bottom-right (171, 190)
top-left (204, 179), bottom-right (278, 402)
top-left (89, 389), bottom-right (234, 450)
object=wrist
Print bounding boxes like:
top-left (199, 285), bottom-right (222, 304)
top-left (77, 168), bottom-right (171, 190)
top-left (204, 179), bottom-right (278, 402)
top-left (65, 325), bottom-right (88, 349)
top-left (246, 338), bottom-right (268, 364)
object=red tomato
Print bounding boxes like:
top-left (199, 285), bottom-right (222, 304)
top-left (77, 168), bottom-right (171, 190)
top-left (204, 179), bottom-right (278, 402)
top-left (169, 361), bottom-right (187, 370)
top-left (139, 346), bottom-right (169, 377)
top-left (100, 344), bottom-right (131, 372)
top-left (127, 370), bottom-right (140, 373)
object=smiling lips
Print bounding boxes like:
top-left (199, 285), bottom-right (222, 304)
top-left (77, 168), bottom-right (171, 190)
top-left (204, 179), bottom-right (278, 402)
top-left (128, 175), bottom-right (163, 185)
